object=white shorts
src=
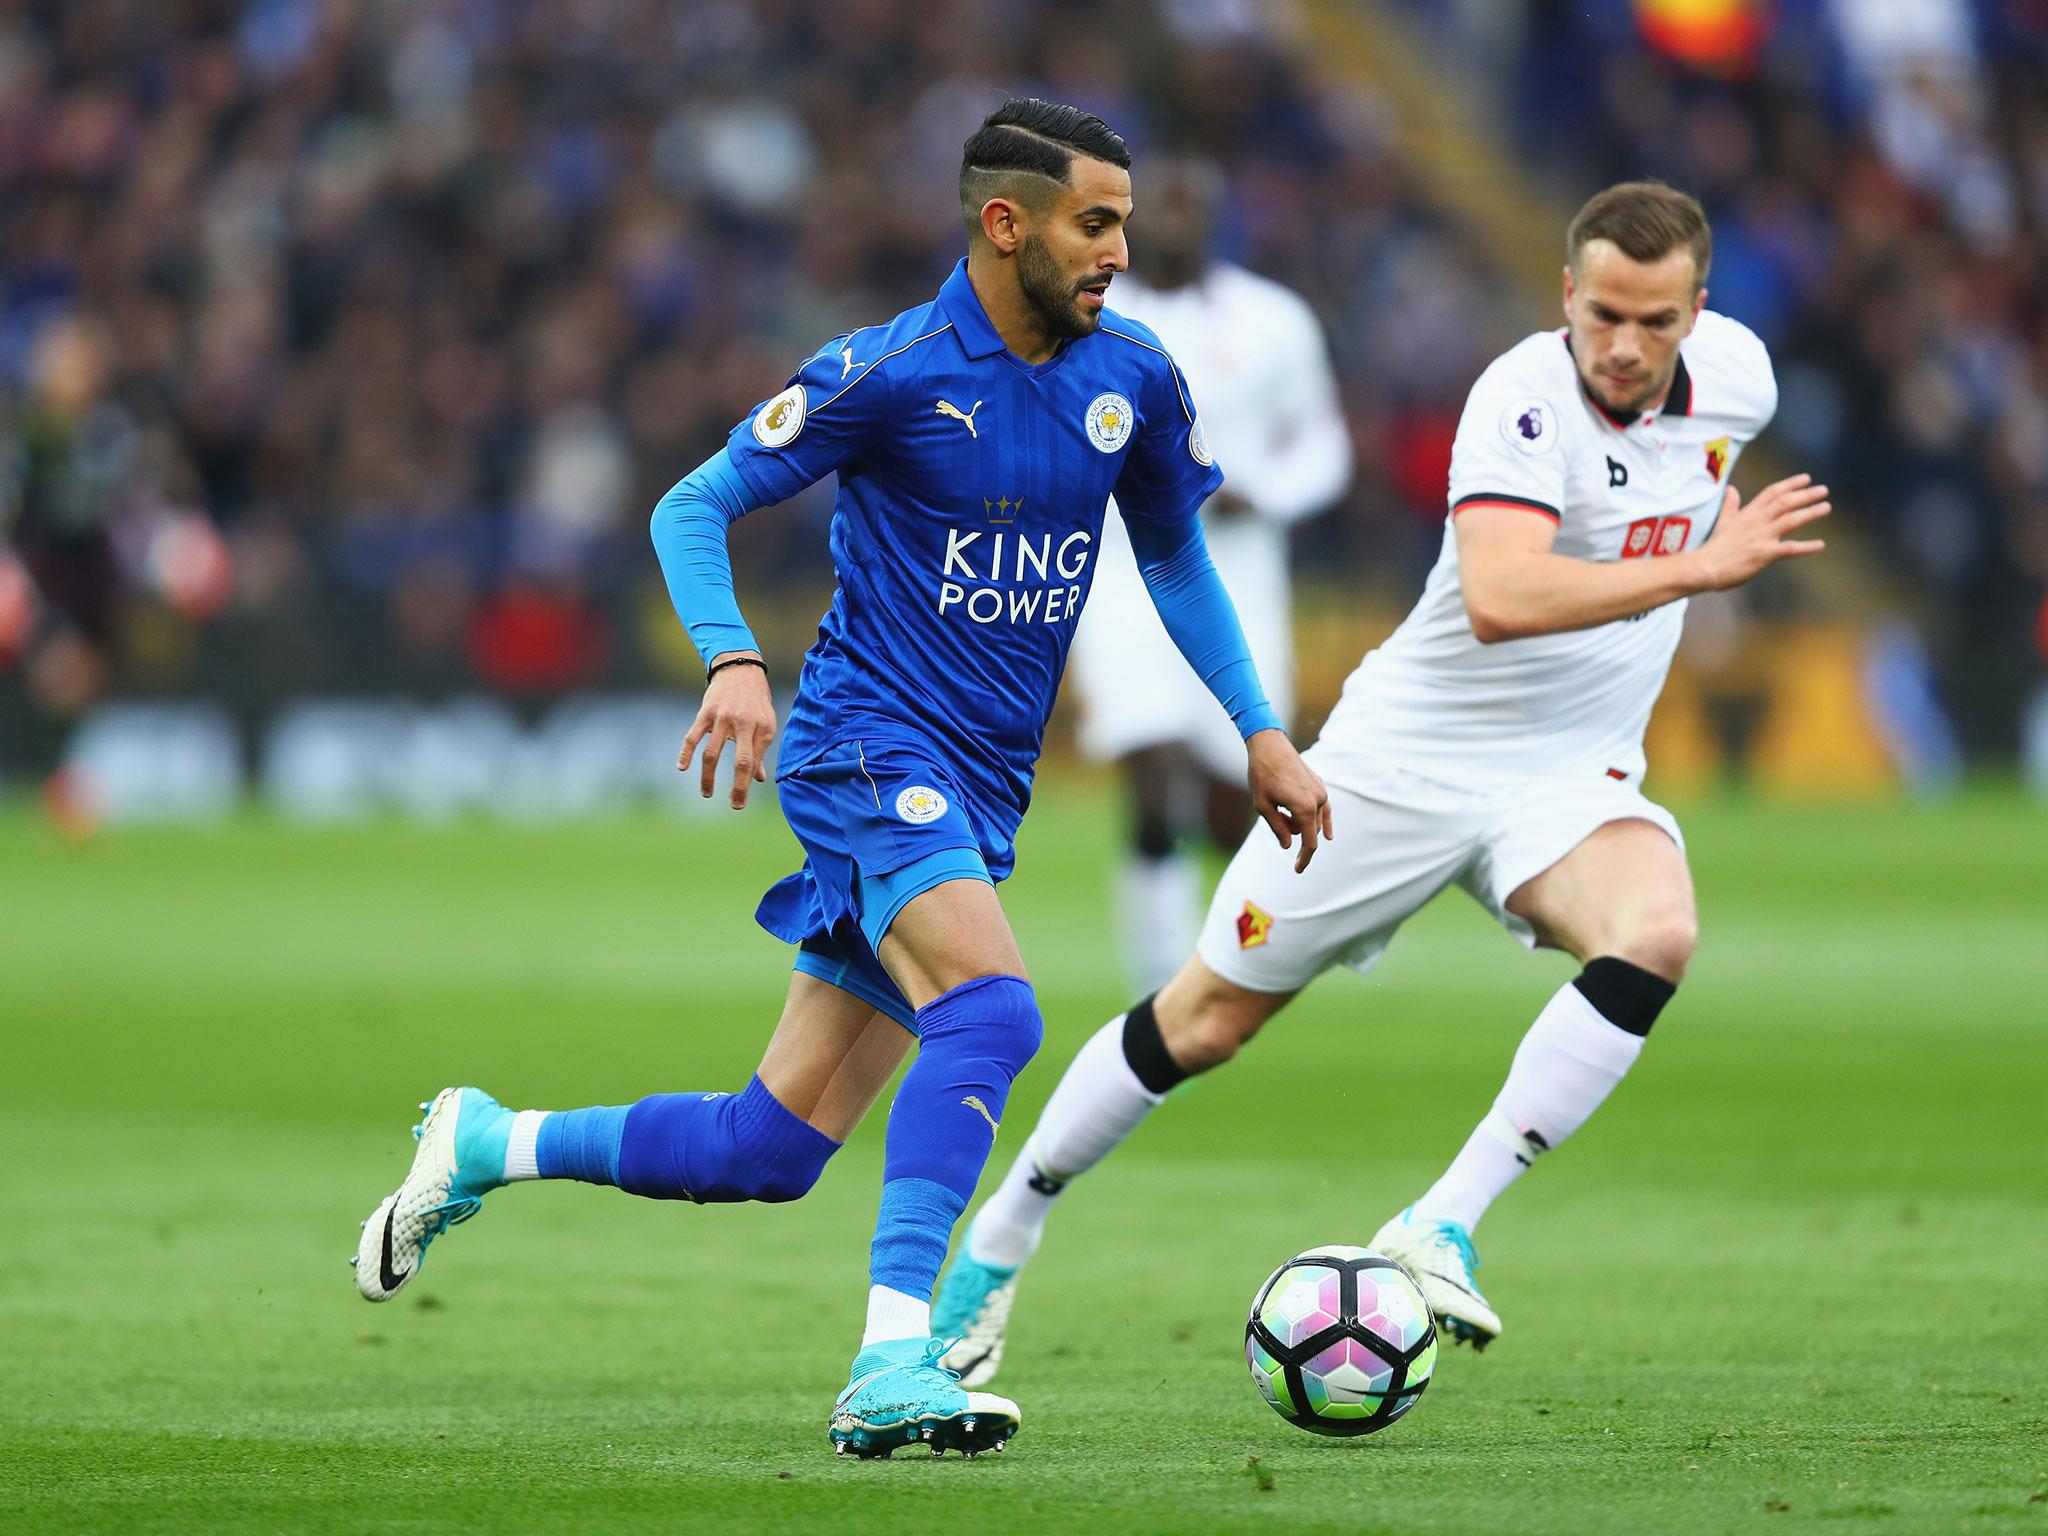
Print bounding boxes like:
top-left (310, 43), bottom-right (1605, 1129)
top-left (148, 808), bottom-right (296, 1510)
top-left (1195, 750), bottom-right (1685, 994)
top-left (1069, 520), bottom-right (1292, 782)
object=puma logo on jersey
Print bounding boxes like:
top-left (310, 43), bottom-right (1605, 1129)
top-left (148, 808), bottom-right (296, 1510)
top-left (935, 399), bottom-right (984, 437)
top-left (961, 1095), bottom-right (1000, 1137)
top-left (840, 346), bottom-right (857, 378)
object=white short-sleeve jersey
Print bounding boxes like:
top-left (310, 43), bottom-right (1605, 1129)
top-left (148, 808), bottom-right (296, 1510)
top-left (1319, 310), bottom-right (1777, 790)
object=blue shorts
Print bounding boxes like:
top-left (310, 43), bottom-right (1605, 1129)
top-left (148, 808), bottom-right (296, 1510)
top-left (757, 738), bottom-right (1018, 1031)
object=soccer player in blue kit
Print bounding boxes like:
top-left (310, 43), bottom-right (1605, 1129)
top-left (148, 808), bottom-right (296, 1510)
top-left (349, 99), bottom-right (1332, 1458)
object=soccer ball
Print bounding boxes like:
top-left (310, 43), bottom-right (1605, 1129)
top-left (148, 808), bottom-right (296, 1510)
top-left (1244, 1245), bottom-right (1437, 1436)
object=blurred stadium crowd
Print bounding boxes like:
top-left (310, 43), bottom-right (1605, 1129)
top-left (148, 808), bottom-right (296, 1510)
top-left (2, 0), bottom-right (2046, 785)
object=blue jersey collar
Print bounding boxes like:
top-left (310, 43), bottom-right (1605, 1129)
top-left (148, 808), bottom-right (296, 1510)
top-left (939, 259), bottom-right (1009, 359)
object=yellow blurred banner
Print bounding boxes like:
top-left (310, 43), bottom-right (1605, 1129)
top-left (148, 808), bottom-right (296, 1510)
top-left (1649, 622), bottom-right (1896, 799)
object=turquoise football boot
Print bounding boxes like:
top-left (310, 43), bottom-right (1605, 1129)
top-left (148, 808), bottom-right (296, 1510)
top-left (1370, 1205), bottom-right (1503, 1349)
top-left (930, 1251), bottom-right (1019, 1386)
top-left (829, 1338), bottom-right (1020, 1459)
top-left (353, 1087), bottom-right (511, 1301)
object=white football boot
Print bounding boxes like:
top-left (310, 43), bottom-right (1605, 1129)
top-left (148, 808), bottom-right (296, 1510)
top-left (1370, 1205), bottom-right (1503, 1350)
top-left (930, 1252), bottom-right (1020, 1387)
top-left (352, 1087), bottom-right (510, 1301)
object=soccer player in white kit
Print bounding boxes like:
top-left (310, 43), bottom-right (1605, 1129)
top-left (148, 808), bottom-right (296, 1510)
top-left (932, 182), bottom-right (1832, 1374)
top-left (1068, 159), bottom-right (1352, 992)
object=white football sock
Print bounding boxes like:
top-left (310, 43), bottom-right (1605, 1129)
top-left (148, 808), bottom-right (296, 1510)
top-left (1120, 853), bottom-right (1199, 996)
top-left (1412, 980), bottom-right (1645, 1232)
top-left (861, 1284), bottom-right (931, 1347)
top-left (966, 1015), bottom-right (1164, 1269)
top-left (1410, 1108), bottom-right (1536, 1234)
top-left (503, 1110), bottom-right (548, 1182)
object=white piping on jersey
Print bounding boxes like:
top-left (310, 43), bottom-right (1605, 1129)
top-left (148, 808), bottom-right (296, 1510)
top-left (812, 322), bottom-right (955, 417)
top-left (1098, 325), bottom-right (1199, 424)
top-left (856, 740), bottom-right (882, 810)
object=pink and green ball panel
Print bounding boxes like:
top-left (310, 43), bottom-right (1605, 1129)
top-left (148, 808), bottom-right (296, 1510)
top-left (1258, 1265), bottom-right (1346, 1351)
top-left (1245, 1334), bottom-right (1292, 1413)
top-left (1356, 1268), bottom-right (1434, 1355)
top-left (1302, 1334), bottom-right (1398, 1410)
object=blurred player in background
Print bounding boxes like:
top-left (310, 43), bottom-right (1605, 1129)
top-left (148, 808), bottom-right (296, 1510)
top-left (2, 315), bottom-right (233, 830)
top-left (347, 99), bottom-right (1330, 1459)
top-left (1069, 158), bottom-right (1351, 992)
top-left (935, 181), bottom-right (1832, 1378)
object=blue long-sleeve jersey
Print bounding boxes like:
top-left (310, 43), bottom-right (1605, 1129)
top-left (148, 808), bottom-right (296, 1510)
top-left (656, 258), bottom-right (1277, 826)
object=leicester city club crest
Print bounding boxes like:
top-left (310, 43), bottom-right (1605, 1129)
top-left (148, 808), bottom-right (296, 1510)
top-left (1085, 392), bottom-right (1135, 454)
top-left (896, 785), bottom-right (948, 825)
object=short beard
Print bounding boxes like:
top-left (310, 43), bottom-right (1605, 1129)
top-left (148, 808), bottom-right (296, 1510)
top-left (1017, 231), bottom-right (1097, 341)
top-left (1574, 341), bottom-right (1676, 419)
top-left (1599, 368), bottom-right (1671, 418)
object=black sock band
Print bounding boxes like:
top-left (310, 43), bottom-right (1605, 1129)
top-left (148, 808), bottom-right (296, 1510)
top-left (1133, 821), bottom-right (1177, 861)
top-left (1121, 994), bottom-right (1188, 1096)
top-left (1571, 956), bottom-right (1676, 1038)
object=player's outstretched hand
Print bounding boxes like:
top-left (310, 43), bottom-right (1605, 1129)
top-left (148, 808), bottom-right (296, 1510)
top-left (679, 653), bottom-right (777, 809)
top-left (1246, 728), bottom-right (1334, 874)
top-left (1698, 473), bottom-right (1830, 591)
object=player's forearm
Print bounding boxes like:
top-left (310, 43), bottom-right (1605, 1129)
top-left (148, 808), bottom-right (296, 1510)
top-left (1461, 547), bottom-right (1711, 643)
top-left (650, 449), bottom-right (768, 666)
top-left (1128, 515), bottom-right (1283, 737)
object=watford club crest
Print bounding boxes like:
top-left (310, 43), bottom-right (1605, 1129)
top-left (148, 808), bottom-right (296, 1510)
top-left (1236, 899), bottom-right (1274, 949)
top-left (1703, 435), bottom-right (1730, 482)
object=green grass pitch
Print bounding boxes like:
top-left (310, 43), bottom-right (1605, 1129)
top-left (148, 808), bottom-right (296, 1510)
top-left (2, 784), bottom-right (2044, 1534)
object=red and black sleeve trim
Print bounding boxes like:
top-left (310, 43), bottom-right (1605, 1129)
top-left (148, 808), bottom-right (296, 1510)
top-left (1452, 491), bottom-right (1562, 522)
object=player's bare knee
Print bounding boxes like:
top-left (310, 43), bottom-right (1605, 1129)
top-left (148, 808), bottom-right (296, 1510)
top-left (1155, 963), bottom-right (1279, 1075)
top-left (1202, 777), bottom-right (1254, 852)
top-left (1170, 1005), bottom-right (1257, 1071)
top-left (1615, 904), bottom-right (1697, 983)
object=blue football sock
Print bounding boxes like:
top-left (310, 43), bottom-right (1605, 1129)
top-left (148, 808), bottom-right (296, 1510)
top-left (615, 1074), bottom-right (839, 1203)
top-left (534, 1104), bottom-right (631, 1185)
top-left (870, 975), bottom-right (1043, 1301)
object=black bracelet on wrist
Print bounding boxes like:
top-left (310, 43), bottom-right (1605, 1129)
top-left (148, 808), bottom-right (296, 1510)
top-left (707, 655), bottom-right (768, 683)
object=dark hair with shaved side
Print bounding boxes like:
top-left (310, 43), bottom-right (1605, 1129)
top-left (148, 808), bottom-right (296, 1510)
top-left (959, 98), bottom-right (1131, 231)
top-left (1567, 180), bottom-right (1713, 289)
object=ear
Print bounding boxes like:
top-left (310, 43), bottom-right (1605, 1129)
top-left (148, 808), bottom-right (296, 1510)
top-left (1560, 262), bottom-right (1575, 325)
top-left (980, 196), bottom-right (1026, 255)
top-left (1686, 284), bottom-right (1708, 334)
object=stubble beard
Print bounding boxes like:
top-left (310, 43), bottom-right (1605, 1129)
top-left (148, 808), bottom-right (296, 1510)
top-left (1018, 232), bottom-right (1097, 341)
top-left (1580, 352), bottom-right (1675, 419)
